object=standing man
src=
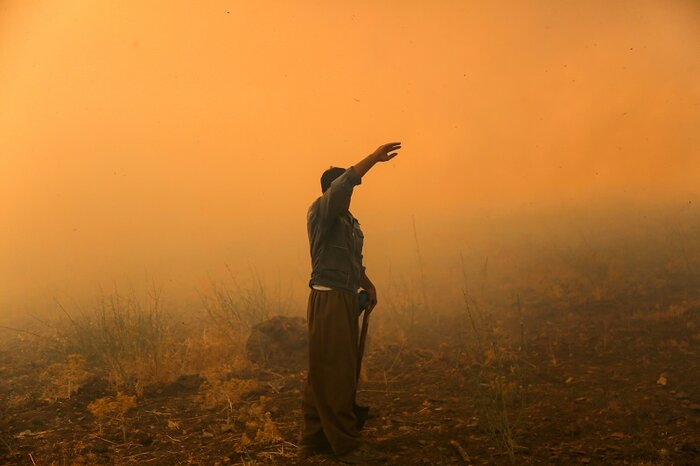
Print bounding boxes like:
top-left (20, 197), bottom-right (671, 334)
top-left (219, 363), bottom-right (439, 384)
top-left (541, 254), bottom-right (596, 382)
top-left (300, 142), bottom-right (402, 463)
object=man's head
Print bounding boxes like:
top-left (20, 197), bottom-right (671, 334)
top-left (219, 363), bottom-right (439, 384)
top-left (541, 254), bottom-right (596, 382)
top-left (320, 167), bottom-right (346, 193)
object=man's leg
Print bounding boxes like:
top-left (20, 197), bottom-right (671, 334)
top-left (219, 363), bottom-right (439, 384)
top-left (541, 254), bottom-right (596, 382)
top-left (301, 291), bottom-right (327, 451)
top-left (301, 289), bottom-right (361, 456)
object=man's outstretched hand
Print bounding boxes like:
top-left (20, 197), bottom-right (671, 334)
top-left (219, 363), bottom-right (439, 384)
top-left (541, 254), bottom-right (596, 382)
top-left (371, 142), bottom-right (402, 162)
top-left (353, 141), bottom-right (402, 178)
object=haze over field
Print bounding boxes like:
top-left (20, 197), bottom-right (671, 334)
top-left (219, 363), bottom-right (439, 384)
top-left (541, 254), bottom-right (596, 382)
top-left (1, 0), bottom-right (699, 317)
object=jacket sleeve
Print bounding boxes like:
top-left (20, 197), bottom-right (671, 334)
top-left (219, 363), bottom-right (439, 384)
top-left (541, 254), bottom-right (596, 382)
top-left (316, 167), bottom-right (362, 227)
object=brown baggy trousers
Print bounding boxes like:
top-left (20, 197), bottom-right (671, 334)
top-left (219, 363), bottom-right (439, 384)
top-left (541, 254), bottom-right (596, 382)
top-left (301, 289), bottom-right (362, 455)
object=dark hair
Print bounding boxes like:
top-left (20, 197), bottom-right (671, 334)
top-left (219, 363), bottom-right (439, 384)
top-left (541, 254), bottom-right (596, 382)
top-left (320, 167), bottom-right (346, 193)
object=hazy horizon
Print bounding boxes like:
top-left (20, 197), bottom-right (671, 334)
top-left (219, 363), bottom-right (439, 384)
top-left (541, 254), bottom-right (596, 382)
top-left (2, 0), bottom-right (699, 318)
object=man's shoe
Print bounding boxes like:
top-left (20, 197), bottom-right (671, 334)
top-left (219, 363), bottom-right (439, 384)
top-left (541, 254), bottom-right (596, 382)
top-left (353, 403), bottom-right (370, 430)
top-left (336, 443), bottom-right (388, 464)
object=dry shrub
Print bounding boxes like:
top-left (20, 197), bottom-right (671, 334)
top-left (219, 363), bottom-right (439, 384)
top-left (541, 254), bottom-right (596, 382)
top-left (236, 396), bottom-right (282, 451)
top-left (54, 284), bottom-right (267, 399)
top-left (87, 391), bottom-right (136, 442)
top-left (196, 365), bottom-right (258, 413)
top-left (181, 328), bottom-right (249, 376)
top-left (58, 289), bottom-right (187, 392)
top-left (466, 326), bottom-right (523, 459)
top-left (39, 354), bottom-right (92, 401)
top-left (201, 269), bottom-right (292, 340)
top-left (461, 270), bottom-right (525, 461)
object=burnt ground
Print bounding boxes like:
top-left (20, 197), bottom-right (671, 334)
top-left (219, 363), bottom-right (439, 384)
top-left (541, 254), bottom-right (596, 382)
top-left (1, 300), bottom-right (699, 465)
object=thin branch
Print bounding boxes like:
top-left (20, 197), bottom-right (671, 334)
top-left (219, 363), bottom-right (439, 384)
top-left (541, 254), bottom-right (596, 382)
top-left (0, 325), bottom-right (44, 339)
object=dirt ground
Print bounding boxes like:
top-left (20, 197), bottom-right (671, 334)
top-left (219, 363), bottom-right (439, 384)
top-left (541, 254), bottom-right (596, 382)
top-left (1, 297), bottom-right (699, 465)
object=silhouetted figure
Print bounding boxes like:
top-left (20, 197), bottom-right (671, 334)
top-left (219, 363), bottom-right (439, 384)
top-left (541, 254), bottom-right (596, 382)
top-left (300, 142), bottom-right (401, 463)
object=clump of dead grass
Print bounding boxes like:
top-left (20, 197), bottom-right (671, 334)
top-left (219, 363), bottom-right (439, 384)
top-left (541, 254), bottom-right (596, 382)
top-left (57, 288), bottom-right (187, 393)
top-left (39, 354), bottom-right (92, 401)
top-left (201, 268), bottom-right (291, 340)
top-left (87, 391), bottom-right (137, 443)
top-left (196, 364), bottom-right (259, 416)
top-left (460, 256), bottom-right (526, 462)
top-left (235, 396), bottom-right (283, 452)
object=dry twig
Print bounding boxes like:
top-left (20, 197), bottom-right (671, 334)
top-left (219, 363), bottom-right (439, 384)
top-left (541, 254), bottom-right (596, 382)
top-left (450, 440), bottom-right (472, 464)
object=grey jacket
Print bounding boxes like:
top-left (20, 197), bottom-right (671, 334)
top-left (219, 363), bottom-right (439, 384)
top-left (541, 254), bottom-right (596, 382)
top-left (307, 167), bottom-right (365, 294)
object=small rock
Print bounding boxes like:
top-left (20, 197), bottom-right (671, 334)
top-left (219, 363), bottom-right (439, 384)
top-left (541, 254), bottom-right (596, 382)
top-left (657, 374), bottom-right (668, 386)
top-left (246, 316), bottom-right (307, 368)
top-left (220, 424), bottom-right (233, 433)
top-left (202, 431), bottom-right (214, 439)
top-left (673, 391), bottom-right (689, 400)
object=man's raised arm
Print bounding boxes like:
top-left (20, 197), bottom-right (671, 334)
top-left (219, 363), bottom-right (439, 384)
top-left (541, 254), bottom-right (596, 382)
top-left (316, 142), bottom-right (402, 223)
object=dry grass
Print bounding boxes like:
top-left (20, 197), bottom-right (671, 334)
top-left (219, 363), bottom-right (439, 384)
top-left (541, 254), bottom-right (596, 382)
top-left (461, 291), bottom-right (524, 460)
top-left (2, 207), bottom-right (700, 463)
top-left (39, 354), bottom-right (92, 401)
top-left (200, 267), bottom-right (292, 339)
top-left (87, 392), bottom-right (137, 442)
top-left (55, 288), bottom-right (186, 393)
top-left (50, 274), bottom-right (284, 395)
top-left (196, 365), bottom-right (259, 413)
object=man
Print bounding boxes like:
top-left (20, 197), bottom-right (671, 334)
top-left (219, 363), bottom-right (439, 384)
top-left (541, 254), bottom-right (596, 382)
top-left (300, 142), bottom-right (402, 463)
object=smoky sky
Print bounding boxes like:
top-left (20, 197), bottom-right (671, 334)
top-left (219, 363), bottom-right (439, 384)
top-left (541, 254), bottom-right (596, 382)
top-left (1, 0), bottom-right (698, 316)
